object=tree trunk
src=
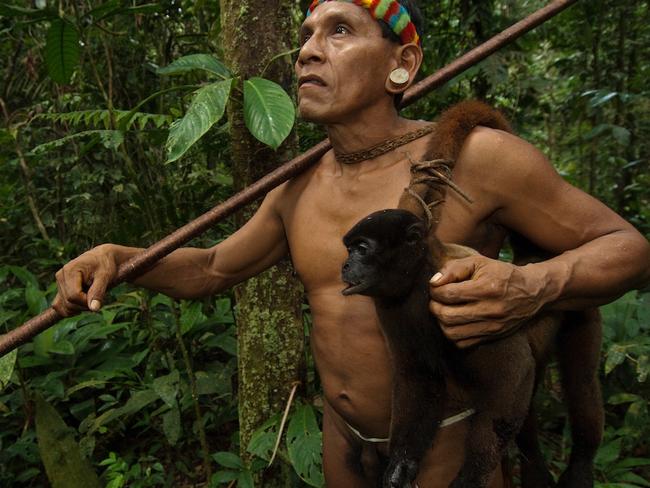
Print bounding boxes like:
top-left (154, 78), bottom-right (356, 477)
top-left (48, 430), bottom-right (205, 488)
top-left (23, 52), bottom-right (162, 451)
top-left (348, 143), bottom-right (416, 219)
top-left (219, 1), bottom-right (305, 486)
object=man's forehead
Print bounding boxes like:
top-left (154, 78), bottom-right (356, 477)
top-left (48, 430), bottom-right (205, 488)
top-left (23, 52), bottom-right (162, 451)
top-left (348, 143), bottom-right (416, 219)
top-left (300, 2), bottom-right (377, 31)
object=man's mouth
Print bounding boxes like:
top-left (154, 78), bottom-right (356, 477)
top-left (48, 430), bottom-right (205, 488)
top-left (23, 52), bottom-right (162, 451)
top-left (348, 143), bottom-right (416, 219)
top-left (341, 280), bottom-right (368, 296)
top-left (298, 75), bottom-right (327, 88)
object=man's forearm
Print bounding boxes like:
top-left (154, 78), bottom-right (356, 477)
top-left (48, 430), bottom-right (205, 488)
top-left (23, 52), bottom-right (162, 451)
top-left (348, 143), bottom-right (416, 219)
top-left (108, 244), bottom-right (227, 299)
top-left (531, 230), bottom-right (650, 311)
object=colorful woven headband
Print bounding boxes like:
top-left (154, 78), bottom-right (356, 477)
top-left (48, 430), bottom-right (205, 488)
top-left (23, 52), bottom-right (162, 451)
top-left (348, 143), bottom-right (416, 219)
top-left (306, 0), bottom-right (420, 46)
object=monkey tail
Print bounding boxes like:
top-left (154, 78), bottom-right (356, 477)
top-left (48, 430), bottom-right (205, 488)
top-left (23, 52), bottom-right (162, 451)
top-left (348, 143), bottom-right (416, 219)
top-left (398, 100), bottom-right (513, 228)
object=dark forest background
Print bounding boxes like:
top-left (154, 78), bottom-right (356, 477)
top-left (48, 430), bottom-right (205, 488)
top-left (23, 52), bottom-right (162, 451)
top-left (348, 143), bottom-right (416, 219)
top-left (0, 0), bottom-right (649, 487)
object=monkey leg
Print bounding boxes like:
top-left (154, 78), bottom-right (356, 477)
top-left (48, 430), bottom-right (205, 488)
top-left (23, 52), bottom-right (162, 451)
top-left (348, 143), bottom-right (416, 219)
top-left (516, 405), bottom-right (554, 488)
top-left (516, 359), bottom-right (554, 488)
top-left (384, 366), bottom-right (446, 488)
top-left (556, 310), bottom-right (604, 488)
top-left (451, 338), bottom-right (536, 488)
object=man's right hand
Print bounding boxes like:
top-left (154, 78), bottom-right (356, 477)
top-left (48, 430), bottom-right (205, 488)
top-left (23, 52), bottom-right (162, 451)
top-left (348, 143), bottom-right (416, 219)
top-left (52, 244), bottom-right (118, 317)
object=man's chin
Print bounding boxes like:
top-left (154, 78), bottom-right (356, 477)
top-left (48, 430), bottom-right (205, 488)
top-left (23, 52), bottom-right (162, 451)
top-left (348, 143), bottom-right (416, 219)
top-left (297, 102), bottom-right (338, 125)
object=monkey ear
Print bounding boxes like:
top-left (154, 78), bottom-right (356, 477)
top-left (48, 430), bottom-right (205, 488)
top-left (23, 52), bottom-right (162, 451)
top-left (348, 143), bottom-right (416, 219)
top-left (405, 222), bottom-right (425, 244)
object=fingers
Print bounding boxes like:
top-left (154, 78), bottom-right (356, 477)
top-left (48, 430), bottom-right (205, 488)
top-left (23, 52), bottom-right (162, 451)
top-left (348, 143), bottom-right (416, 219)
top-left (429, 257), bottom-right (478, 287)
top-left (429, 281), bottom-right (486, 304)
top-left (54, 268), bottom-right (88, 316)
top-left (429, 300), bottom-right (508, 326)
top-left (52, 292), bottom-right (86, 318)
top-left (53, 249), bottom-right (116, 316)
top-left (86, 269), bottom-right (111, 311)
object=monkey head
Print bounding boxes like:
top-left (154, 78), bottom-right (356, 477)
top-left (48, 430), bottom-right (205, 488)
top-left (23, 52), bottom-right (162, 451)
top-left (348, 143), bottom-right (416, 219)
top-left (341, 209), bottom-right (428, 299)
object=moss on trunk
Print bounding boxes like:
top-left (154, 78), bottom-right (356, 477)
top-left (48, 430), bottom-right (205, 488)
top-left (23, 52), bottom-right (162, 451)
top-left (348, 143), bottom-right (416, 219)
top-left (219, 0), bottom-right (304, 486)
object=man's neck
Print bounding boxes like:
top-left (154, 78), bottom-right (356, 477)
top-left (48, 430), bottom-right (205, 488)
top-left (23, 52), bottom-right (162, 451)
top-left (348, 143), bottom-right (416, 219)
top-left (325, 104), bottom-right (415, 156)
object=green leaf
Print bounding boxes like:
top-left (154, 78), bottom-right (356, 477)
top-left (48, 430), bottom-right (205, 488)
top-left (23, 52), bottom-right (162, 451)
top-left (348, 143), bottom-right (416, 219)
top-left (247, 416), bottom-right (281, 462)
top-left (590, 91), bottom-right (618, 108)
top-left (162, 403), bottom-right (181, 446)
top-left (156, 54), bottom-right (231, 79)
top-left (243, 77), bottom-right (295, 150)
top-left (286, 404), bottom-right (324, 487)
top-left (180, 301), bottom-right (206, 335)
top-left (120, 389), bottom-right (160, 415)
top-left (7, 265), bottom-right (39, 288)
top-left (207, 331), bottom-right (237, 356)
top-left (611, 126), bottom-right (631, 146)
top-left (636, 354), bottom-right (649, 383)
top-left (153, 370), bottom-right (180, 407)
top-left (195, 370), bottom-right (231, 396)
top-left (25, 283), bottom-right (47, 315)
top-left (0, 3), bottom-right (55, 20)
top-left (100, 130), bottom-right (124, 149)
top-left (66, 379), bottom-right (108, 396)
top-left (45, 19), bottom-right (80, 85)
top-left (210, 470), bottom-right (238, 484)
top-left (165, 80), bottom-right (233, 163)
top-left (34, 326), bottom-right (56, 357)
top-left (35, 396), bottom-right (102, 488)
top-left (89, 389), bottom-right (159, 434)
top-left (594, 438), bottom-right (622, 467)
top-left (30, 130), bottom-right (122, 155)
top-left (605, 344), bottom-right (626, 375)
top-left (212, 451), bottom-right (244, 470)
top-left (237, 470), bottom-right (254, 488)
top-left (0, 349), bottom-right (17, 392)
top-left (49, 340), bottom-right (75, 355)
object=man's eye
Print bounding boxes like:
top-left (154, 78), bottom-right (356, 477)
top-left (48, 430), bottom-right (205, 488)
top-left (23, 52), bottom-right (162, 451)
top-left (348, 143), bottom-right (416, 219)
top-left (301, 33), bottom-right (311, 44)
top-left (334, 25), bottom-right (349, 35)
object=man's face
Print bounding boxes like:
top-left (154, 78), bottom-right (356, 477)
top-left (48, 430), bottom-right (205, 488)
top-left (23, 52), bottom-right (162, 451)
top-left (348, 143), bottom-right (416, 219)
top-left (295, 2), bottom-right (398, 124)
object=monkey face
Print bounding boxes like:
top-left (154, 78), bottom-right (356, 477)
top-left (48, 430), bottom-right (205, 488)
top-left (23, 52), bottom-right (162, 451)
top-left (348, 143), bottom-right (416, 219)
top-left (341, 209), bottom-right (428, 299)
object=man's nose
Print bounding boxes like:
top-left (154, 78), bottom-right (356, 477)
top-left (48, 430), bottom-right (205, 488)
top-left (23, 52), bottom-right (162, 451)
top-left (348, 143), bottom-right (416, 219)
top-left (297, 34), bottom-right (325, 66)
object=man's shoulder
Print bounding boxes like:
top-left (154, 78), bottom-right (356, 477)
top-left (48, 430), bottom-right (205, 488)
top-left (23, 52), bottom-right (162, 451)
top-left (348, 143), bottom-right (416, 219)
top-left (456, 124), bottom-right (548, 184)
top-left (267, 150), bottom-right (333, 213)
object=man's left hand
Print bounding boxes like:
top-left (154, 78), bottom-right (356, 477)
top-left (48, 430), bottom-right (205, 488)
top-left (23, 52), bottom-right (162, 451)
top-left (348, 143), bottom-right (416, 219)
top-left (428, 255), bottom-right (548, 348)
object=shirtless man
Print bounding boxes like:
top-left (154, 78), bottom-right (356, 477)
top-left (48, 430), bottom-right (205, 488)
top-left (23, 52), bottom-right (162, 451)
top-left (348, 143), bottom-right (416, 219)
top-left (53, 0), bottom-right (650, 486)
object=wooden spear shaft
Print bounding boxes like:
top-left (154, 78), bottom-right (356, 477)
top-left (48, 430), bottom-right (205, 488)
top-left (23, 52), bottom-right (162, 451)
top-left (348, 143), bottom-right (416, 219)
top-left (0, 0), bottom-right (578, 357)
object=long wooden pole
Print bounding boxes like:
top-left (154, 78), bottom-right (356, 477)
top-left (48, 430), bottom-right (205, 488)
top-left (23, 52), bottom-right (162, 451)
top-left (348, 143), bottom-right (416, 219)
top-left (0, 0), bottom-right (579, 357)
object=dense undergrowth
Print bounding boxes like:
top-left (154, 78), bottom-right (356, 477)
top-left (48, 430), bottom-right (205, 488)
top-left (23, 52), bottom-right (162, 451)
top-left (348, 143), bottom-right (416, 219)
top-left (1, 0), bottom-right (649, 486)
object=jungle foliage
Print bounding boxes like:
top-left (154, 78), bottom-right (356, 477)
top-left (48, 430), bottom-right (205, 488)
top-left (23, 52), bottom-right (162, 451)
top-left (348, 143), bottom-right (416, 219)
top-left (0, 0), bottom-right (649, 486)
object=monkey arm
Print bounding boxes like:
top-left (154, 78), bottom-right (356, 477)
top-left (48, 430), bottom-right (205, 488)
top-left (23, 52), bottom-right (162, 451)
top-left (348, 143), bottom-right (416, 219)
top-left (53, 188), bottom-right (289, 316)
top-left (428, 127), bottom-right (650, 346)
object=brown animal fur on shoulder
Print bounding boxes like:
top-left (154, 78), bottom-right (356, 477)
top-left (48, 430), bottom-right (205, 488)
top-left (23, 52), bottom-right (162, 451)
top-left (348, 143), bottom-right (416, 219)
top-left (398, 100), bottom-right (512, 223)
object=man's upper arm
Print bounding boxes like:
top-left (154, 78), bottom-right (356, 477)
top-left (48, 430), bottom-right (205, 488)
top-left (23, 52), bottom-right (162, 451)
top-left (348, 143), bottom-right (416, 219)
top-left (465, 128), bottom-right (638, 253)
top-left (206, 186), bottom-right (289, 291)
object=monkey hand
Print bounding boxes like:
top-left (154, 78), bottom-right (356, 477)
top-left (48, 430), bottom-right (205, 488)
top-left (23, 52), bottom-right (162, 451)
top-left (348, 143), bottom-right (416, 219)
top-left (52, 244), bottom-right (118, 317)
top-left (428, 255), bottom-right (557, 348)
top-left (383, 457), bottom-right (418, 488)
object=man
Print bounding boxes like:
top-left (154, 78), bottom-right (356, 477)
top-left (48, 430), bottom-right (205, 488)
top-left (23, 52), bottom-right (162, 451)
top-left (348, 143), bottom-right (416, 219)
top-left (53, 0), bottom-right (650, 486)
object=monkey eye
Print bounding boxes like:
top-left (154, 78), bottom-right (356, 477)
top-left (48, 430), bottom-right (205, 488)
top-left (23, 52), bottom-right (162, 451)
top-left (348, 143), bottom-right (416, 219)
top-left (354, 241), bottom-right (370, 256)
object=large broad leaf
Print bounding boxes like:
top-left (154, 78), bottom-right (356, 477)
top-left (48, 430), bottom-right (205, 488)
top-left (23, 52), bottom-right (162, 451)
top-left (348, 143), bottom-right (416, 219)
top-left (0, 349), bottom-right (17, 392)
top-left (45, 19), bottom-right (80, 85)
top-left (35, 396), bottom-right (102, 488)
top-left (165, 79), bottom-right (233, 163)
top-left (152, 370), bottom-right (180, 407)
top-left (286, 404), bottom-right (324, 487)
top-left (162, 403), bottom-right (181, 446)
top-left (243, 77), bottom-right (295, 150)
top-left (156, 53), bottom-right (231, 79)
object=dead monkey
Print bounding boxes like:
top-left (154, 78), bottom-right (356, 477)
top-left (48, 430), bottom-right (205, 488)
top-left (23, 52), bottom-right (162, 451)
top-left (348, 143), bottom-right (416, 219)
top-left (340, 102), bottom-right (603, 487)
top-left (341, 209), bottom-right (603, 488)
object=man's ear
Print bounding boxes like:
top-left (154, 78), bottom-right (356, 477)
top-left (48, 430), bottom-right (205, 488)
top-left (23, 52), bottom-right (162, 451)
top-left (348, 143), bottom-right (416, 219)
top-left (385, 43), bottom-right (423, 95)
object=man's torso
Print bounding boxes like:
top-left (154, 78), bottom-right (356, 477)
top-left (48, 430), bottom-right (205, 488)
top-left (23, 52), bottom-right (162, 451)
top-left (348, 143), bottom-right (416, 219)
top-left (274, 128), bottom-right (508, 439)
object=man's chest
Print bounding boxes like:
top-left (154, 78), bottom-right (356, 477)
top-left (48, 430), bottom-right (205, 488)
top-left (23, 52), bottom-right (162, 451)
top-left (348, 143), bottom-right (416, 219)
top-left (284, 169), bottom-right (409, 289)
top-left (281, 161), bottom-right (505, 290)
